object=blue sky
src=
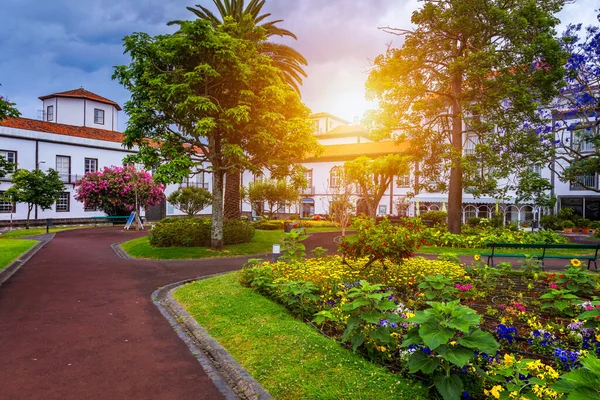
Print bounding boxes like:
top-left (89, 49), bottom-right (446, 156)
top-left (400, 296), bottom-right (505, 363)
top-left (0, 0), bottom-right (596, 130)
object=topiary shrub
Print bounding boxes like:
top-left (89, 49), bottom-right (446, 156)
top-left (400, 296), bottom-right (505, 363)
top-left (420, 210), bottom-right (448, 226)
top-left (150, 218), bottom-right (254, 247)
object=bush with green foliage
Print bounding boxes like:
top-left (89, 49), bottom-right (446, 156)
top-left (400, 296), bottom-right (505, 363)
top-left (150, 218), bottom-right (254, 247)
top-left (167, 186), bottom-right (212, 217)
top-left (561, 220), bottom-right (575, 229)
top-left (540, 214), bottom-right (561, 230)
top-left (420, 210), bottom-right (447, 226)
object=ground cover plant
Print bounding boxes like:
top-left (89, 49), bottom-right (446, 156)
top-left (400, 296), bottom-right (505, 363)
top-left (174, 272), bottom-right (425, 400)
top-left (121, 229), bottom-right (284, 260)
top-left (239, 217), bottom-right (600, 399)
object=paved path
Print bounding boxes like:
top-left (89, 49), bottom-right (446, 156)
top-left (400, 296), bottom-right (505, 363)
top-left (0, 228), bottom-right (336, 400)
top-left (0, 229), bottom-right (584, 399)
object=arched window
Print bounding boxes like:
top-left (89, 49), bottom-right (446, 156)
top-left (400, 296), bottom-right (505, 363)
top-left (330, 167), bottom-right (341, 188)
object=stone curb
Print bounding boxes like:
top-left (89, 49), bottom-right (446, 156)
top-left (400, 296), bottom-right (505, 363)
top-left (0, 233), bottom-right (55, 287)
top-left (152, 276), bottom-right (272, 400)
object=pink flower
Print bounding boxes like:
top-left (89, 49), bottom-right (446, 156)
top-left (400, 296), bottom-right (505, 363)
top-left (550, 283), bottom-right (558, 289)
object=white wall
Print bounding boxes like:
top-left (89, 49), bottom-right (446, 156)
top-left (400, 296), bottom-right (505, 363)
top-left (42, 98), bottom-right (118, 131)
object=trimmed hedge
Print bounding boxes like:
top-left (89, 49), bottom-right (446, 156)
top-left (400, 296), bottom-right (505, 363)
top-left (150, 218), bottom-right (254, 247)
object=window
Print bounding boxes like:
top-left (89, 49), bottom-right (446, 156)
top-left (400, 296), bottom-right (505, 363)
top-left (56, 192), bottom-right (70, 212)
top-left (304, 169), bottom-right (313, 189)
top-left (313, 120), bottom-right (320, 133)
top-left (378, 205), bottom-right (387, 215)
top-left (84, 158), bottom-right (98, 174)
top-left (47, 105), bottom-right (54, 121)
top-left (0, 150), bottom-right (17, 172)
top-left (329, 167), bottom-right (341, 188)
top-left (397, 175), bottom-right (410, 188)
top-left (572, 128), bottom-right (596, 153)
top-left (0, 191), bottom-right (15, 213)
top-left (56, 155), bottom-right (71, 182)
top-left (94, 108), bottom-right (105, 125)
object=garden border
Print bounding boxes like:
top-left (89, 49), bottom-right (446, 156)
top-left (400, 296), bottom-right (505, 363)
top-left (0, 234), bottom-right (55, 287)
top-left (152, 275), bottom-right (272, 400)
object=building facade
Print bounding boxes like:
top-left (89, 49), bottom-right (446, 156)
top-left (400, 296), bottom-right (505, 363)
top-left (0, 89), bottom-right (597, 225)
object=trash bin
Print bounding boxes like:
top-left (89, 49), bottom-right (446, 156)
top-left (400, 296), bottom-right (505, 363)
top-left (531, 220), bottom-right (539, 230)
top-left (284, 221), bottom-right (294, 233)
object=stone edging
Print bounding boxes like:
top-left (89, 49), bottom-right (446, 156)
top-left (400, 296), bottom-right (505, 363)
top-left (152, 276), bottom-right (272, 400)
top-left (0, 234), bottom-right (55, 287)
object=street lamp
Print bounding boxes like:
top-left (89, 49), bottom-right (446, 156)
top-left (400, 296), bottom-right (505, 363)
top-left (36, 160), bottom-right (46, 169)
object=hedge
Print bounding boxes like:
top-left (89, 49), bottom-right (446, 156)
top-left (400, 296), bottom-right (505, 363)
top-left (150, 218), bottom-right (254, 247)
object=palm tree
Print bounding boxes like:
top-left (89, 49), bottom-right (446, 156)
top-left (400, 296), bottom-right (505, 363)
top-left (172, 0), bottom-right (308, 220)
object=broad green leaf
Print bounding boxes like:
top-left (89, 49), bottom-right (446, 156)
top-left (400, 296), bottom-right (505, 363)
top-left (419, 321), bottom-right (454, 350)
top-left (401, 328), bottom-right (422, 348)
top-left (578, 309), bottom-right (600, 320)
top-left (436, 345), bottom-right (475, 367)
top-left (443, 313), bottom-right (481, 332)
top-left (457, 329), bottom-right (499, 355)
top-left (360, 310), bottom-right (383, 324)
top-left (407, 351), bottom-right (440, 374)
top-left (434, 373), bottom-right (463, 400)
top-left (376, 299), bottom-right (398, 311)
top-left (553, 370), bottom-right (598, 392)
top-left (370, 327), bottom-right (392, 344)
top-left (350, 334), bottom-right (365, 351)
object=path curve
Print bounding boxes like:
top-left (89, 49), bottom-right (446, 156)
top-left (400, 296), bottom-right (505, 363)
top-left (0, 227), bottom-right (338, 400)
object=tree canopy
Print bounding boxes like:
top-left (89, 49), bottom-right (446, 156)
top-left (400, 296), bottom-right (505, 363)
top-left (7, 169), bottom-right (64, 228)
top-left (247, 177), bottom-right (304, 218)
top-left (167, 186), bottom-right (213, 217)
top-left (343, 154), bottom-right (411, 218)
top-left (365, 0), bottom-right (567, 232)
top-left (113, 18), bottom-right (317, 248)
top-left (0, 84), bottom-right (20, 177)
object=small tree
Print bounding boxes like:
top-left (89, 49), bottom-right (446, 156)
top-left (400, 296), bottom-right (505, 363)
top-left (75, 165), bottom-right (165, 216)
top-left (247, 178), bottom-right (301, 218)
top-left (323, 168), bottom-right (356, 237)
top-left (7, 169), bottom-right (65, 229)
top-left (0, 156), bottom-right (14, 180)
top-left (344, 154), bottom-right (411, 218)
top-left (167, 187), bottom-right (212, 217)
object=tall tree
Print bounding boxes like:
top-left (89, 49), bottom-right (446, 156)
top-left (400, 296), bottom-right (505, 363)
top-left (366, 0), bottom-right (566, 233)
top-left (114, 18), bottom-right (316, 249)
top-left (7, 169), bottom-right (64, 229)
top-left (171, 0), bottom-right (308, 220)
top-left (343, 154), bottom-right (411, 218)
top-left (547, 14), bottom-right (600, 193)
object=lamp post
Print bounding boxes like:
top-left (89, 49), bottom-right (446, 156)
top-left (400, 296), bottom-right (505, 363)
top-left (34, 160), bottom-right (46, 221)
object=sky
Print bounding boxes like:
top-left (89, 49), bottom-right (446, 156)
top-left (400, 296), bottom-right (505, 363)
top-left (0, 0), bottom-right (597, 131)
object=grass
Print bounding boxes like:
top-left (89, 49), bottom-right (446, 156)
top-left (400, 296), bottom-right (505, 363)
top-left (0, 239), bottom-right (38, 271)
top-left (417, 245), bottom-right (596, 257)
top-left (121, 229), bottom-right (287, 260)
top-left (174, 272), bottom-right (423, 400)
top-left (0, 226), bottom-right (88, 240)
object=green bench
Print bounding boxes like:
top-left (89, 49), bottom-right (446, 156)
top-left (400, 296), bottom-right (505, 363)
top-left (483, 242), bottom-right (600, 271)
top-left (91, 216), bottom-right (135, 227)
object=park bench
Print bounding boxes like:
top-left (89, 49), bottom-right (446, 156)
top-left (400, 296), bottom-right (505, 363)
top-left (91, 216), bottom-right (142, 227)
top-left (483, 242), bottom-right (600, 271)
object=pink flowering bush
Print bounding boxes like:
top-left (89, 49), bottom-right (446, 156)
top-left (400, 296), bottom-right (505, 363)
top-left (75, 165), bottom-right (165, 215)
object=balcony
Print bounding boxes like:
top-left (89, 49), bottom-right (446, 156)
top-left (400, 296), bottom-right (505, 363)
top-left (569, 175), bottom-right (598, 190)
top-left (300, 186), bottom-right (315, 195)
top-left (180, 181), bottom-right (209, 190)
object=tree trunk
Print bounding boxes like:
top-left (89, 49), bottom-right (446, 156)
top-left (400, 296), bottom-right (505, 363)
top-left (224, 170), bottom-right (241, 220)
top-left (447, 67), bottom-right (464, 234)
top-left (211, 169), bottom-right (225, 250)
top-left (26, 205), bottom-right (32, 229)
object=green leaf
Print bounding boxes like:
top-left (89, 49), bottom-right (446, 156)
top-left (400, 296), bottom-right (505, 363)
top-left (433, 374), bottom-right (463, 400)
top-left (556, 300), bottom-right (569, 311)
top-left (436, 345), bottom-right (475, 367)
top-left (419, 321), bottom-right (455, 350)
top-left (578, 309), bottom-right (600, 320)
top-left (553, 370), bottom-right (599, 392)
top-left (360, 310), bottom-right (383, 324)
top-left (350, 334), bottom-right (365, 351)
top-left (376, 299), bottom-right (398, 311)
top-left (457, 329), bottom-right (499, 355)
top-left (581, 354), bottom-right (600, 375)
top-left (341, 315), bottom-right (361, 341)
top-left (407, 351), bottom-right (440, 374)
top-left (401, 328), bottom-right (422, 348)
top-left (370, 327), bottom-right (392, 344)
top-left (443, 313), bottom-right (481, 332)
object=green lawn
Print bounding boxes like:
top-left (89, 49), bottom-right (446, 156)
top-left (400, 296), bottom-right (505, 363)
top-left (0, 226), bottom-right (88, 240)
top-left (0, 239), bottom-right (38, 271)
top-left (174, 273), bottom-right (423, 400)
top-left (121, 229), bottom-right (286, 260)
top-left (417, 245), bottom-right (596, 257)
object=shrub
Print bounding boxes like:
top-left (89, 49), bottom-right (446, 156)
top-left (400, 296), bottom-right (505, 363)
top-left (466, 216), bottom-right (481, 227)
top-left (578, 218), bottom-right (591, 228)
top-left (167, 187), bottom-right (212, 216)
top-left (150, 218), bottom-right (254, 247)
top-left (561, 220), bottom-right (575, 229)
top-left (252, 220), bottom-right (283, 230)
top-left (420, 210), bottom-right (447, 226)
top-left (540, 214), bottom-right (560, 230)
top-left (558, 207), bottom-right (576, 221)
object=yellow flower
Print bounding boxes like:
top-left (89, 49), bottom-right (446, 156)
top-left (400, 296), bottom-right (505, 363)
top-left (504, 353), bottom-right (514, 365)
top-left (490, 385), bottom-right (504, 399)
top-left (571, 258), bottom-right (582, 267)
top-left (474, 254), bottom-right (481, 261)
top-left (449, 341), bottom-right (457, 346)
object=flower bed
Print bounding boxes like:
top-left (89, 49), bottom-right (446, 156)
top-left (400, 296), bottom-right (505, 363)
top-left (240, 253), bottom-right (600, 399)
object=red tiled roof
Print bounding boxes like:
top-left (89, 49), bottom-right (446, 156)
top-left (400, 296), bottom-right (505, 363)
top-left (39, 88), bottom-right (122, 111)
top-left (0, 117), bottom-right (126, 144)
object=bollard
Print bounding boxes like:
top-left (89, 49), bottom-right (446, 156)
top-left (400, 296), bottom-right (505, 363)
top-left (272, 244), bottom-right (281, 263)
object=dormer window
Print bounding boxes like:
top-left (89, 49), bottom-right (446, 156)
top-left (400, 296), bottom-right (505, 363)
top-left (94, 108), bottom-right (105, 125)
top-left (47, 105), bottom-right (54, 121)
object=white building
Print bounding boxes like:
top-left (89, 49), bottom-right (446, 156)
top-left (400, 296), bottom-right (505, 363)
top-left (1, 88), bottom-right (598, 225)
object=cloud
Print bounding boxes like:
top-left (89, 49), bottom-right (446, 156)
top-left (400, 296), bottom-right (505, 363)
top-left (0, 0), bottom-right (595, 130)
